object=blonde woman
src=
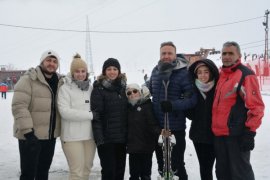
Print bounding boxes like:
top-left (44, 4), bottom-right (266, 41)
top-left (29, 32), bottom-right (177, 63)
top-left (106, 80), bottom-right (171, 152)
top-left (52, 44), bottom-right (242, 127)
top-left (58, 53), bottom-right (96, 180)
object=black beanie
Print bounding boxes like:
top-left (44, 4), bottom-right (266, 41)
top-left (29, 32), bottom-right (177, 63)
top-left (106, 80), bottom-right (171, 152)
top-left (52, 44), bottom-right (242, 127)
top-left (102, 58), bottom-right (121, 75)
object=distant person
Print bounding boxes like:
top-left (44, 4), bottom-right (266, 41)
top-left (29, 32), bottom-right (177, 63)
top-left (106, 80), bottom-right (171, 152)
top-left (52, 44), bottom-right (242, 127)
top-left (57, 53), bottom-right (96, 180)
top-left (212, 41), bottom-right (265, 180)
top-left (12, 50), bottom-right (62, 180)
top-left (0, 83), bottom-right (8, 99)
top-left (144, 74), bottom-right (148, 82)
top-left (186, 59), bottom-right (219, 180)
top-left (90, 58), bottom-right (128, 180)
top-left (126, 83), bottom-right (160, 180)
top-left (148, 41), bottom-right (197, 180)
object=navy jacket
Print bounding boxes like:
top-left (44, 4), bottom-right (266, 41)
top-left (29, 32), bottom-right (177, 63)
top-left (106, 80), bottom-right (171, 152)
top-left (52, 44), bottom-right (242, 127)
top-left (149, 58), bottom-right (197, 131)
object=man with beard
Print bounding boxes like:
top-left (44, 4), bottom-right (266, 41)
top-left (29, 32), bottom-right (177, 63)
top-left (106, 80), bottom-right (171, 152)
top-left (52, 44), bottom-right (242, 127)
top-left (12, 50), bottom-right (62, 180)
top-left (149, 42), bottom-right (197, 180)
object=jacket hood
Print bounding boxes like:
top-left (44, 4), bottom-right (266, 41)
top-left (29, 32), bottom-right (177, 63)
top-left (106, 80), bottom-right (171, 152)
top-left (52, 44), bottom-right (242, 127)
top-left (24, 66), bottom-right (62, 81)
top-left (188, 59), bottom-right (220, 81)
top-left (24, 66), bottom-right (45, 81)
top-left (61, 73), bottom-right (73, 85)
top-left (175, 57), bottom-right (189, 69)
top-left (154, 57), bottom-right (189, 71)
top-left (95, 73), bottom-right (127, 85)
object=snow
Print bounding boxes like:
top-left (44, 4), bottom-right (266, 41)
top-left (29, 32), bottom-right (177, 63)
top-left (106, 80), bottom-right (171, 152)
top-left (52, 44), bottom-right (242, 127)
top-left (0, 92), bottom-right (269, 180)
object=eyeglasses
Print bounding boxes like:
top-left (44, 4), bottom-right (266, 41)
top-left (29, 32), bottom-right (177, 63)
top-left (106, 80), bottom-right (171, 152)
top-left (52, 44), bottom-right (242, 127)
top-left (126, 89), bottom-right (139, 96)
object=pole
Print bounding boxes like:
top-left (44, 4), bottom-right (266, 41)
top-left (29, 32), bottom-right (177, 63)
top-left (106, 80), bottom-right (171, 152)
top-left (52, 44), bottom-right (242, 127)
top-left (263, 9), bottom-right (269, 76)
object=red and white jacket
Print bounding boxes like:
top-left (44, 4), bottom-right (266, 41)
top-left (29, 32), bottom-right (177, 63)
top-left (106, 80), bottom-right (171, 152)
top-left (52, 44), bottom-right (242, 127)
top-left (212, 61), bottom-right (264, 136)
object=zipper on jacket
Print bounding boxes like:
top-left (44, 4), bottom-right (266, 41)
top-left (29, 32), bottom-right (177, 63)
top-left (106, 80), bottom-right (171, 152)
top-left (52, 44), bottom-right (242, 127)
top-left (49, 92), bottom-right (55, 140)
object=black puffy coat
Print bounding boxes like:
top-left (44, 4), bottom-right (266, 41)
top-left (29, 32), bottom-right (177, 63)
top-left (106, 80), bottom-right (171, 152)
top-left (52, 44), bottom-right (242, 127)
top-left (127, 99), bottom-right (160, 153)
top-left (90, 74), bottom-right (128, 145)
top-left (186, 59), bottom-right (219, 144)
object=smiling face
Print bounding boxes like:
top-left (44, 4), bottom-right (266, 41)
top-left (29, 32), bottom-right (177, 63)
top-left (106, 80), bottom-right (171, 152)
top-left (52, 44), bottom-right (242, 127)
top-left (196, 65), bottom-right (211, 83)
top-left (40, 56), bottom-right (58, 76)
top-left (160, 45), bottom-right (177, 63)
top-left (73, 68), bottom-right (87, 81)
top-left (105, 66), bottom-right (119, 80)
top-left (126, 88), bottom-right (140, 100)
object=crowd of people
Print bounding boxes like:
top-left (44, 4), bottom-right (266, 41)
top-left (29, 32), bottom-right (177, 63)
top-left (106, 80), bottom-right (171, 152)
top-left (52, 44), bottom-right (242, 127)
top-left (11, 41), bottom-right (265, 180)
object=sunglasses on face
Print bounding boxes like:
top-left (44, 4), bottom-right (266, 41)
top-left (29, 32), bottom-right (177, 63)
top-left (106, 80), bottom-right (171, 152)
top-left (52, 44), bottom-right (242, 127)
top-left (126, 89), bottom-right (139, 96)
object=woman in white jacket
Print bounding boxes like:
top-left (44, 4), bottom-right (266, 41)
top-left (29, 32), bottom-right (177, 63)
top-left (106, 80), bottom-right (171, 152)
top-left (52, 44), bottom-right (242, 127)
top-left (57, 53), bottom-right (96, 180)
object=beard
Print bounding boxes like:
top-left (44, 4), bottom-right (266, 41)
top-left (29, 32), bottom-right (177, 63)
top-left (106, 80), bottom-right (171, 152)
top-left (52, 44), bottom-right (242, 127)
top-left (40, 65), bottom-right (57, 76)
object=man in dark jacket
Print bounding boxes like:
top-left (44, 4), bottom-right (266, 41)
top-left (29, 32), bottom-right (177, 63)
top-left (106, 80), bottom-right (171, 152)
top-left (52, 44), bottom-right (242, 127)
top-left (212, 41), bottom-right (265, 180)
top-left (149, 41), bottom-right (197, 180)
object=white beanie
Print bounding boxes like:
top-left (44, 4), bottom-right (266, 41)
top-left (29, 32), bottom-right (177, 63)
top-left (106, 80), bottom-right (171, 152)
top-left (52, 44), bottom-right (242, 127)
top-left (40, 50), bottom-right (60, 63)
top-left (126, 83), bottom-right (141, 94)
top-left (126, 84), bottom-right (151, 98)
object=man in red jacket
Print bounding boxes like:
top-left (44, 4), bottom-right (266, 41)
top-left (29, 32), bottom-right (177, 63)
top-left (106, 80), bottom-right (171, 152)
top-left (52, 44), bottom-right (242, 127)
top-left (212, 41), bottom-right (264, 180)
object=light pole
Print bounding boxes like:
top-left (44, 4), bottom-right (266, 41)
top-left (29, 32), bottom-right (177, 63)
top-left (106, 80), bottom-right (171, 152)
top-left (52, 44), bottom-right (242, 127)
top-left (263, 9), bottom-right (269, 76)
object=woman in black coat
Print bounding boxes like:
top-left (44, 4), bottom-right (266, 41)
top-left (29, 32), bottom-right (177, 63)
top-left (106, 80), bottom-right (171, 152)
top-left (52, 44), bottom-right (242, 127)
top-left (126, 83), bottom-right (160, 180)
top-left (90, 58), bottom-right (128, 180)
top-left (186, 59), bottom-right (219, 180)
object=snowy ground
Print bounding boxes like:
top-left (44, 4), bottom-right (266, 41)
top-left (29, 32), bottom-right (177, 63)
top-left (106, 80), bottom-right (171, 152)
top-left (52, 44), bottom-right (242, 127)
top-left (0, 92), bottom-right (269, 180)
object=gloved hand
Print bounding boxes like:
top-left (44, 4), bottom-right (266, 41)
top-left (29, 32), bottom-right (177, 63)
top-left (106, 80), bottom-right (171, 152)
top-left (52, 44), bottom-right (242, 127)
top-left (95, 139), bottom-right (105, 147)
top-left (239, 130), bottom-right (256, 152)
top-left (160, 100), bottom-right (172, 113)
top-left (24, 131), bottom-right (39, 146)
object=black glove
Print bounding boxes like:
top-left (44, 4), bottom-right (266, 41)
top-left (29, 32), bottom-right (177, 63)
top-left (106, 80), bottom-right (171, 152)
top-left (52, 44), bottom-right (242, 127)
top-left (160, 100), bottom-right (172, 113)
top-left (95, 139), bottom-right (105, 147)
top-left (24, 131), bottom-right (39, 146)
top-left (239, 130), bottom-right (256, 152)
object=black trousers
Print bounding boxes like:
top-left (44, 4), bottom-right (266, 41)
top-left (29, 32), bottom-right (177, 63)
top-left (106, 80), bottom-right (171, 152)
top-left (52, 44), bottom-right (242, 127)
top-left (214, 136), bottom-right (255, 180)
top-left (155, 130), bottom-right (188, 180)
top-left (97, 143), bottom-right (127, 180)
top-left (18, 139), bottom-right (56, 180)
top-left (129, 153), bottom-right (153, 180)
top-left (193, 142), bottom-right (215, 180)
top-left (1, 92), bottom-right (6, 99)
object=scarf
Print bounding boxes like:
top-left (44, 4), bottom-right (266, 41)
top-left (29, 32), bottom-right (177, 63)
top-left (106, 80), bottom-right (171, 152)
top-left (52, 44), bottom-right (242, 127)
top-left (101, 77), bottom-right (126, 93)
top-left (195, 79), bottom-right (215, 99)
top-left (128, 97), bottom-right (141, 106)
top-left (157, 60), bottom-right (177, 81)
top-left (73, 79), bottom-right (90, 91)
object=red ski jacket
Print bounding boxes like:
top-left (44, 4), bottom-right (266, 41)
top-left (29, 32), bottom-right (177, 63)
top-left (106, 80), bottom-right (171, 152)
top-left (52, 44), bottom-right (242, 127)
top-left (212, 61), bottom-right (264, 136)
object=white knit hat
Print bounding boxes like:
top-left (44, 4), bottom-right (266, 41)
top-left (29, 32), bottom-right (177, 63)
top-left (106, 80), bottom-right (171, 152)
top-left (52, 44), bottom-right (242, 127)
top-left (126, 83), bottom-right (141, 94)
top-left (126, 83), bottom-right (151, 99)
top-left (40, 50), bottom-right (60, 63)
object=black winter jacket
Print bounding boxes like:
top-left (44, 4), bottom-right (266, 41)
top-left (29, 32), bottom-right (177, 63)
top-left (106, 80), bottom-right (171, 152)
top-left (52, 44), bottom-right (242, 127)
top-left (186, 59), bottom-right (219, 144)
top-left (186, 88), bottom-right (215, 143)
top-left (90, 74), bottom-right (128, 146)
top-left (127, 99), bottom-right (160, 153)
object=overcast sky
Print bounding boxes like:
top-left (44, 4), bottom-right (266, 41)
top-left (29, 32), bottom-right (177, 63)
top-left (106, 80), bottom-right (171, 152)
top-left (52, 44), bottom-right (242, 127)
top-left (0, 0), bottom-right (269, 81)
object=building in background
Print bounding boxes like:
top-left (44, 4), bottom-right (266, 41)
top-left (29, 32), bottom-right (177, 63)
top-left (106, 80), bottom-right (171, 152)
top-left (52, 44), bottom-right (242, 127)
top-left (0, 65), bottom-right (26, 91)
